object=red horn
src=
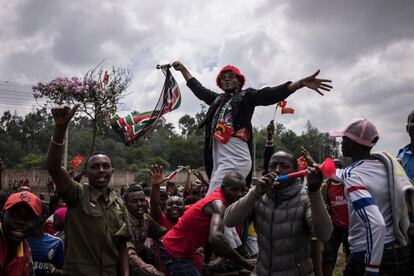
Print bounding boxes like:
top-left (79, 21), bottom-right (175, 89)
top-left (319, 158), bottom-right (336, 178)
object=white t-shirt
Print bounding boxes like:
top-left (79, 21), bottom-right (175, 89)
top-left (342, 159), bottom-right (395, 274)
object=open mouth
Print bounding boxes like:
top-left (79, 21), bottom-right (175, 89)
top-left (96, 175), bottom-right (108, 183)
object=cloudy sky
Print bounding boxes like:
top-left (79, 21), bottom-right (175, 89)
top-left (0, 0), bottom-right (413, 154)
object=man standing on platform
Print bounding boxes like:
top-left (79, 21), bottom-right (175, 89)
top-left (172, 61), bottom-right (332, 194)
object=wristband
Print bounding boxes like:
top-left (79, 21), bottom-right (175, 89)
top-left (51, 136), bottom-right (65, 146)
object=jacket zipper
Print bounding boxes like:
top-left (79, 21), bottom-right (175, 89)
top-left (268, 196), bottom-right (276, 276)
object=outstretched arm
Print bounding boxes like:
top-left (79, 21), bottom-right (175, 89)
top-left (288, 70), bottom-right (332, 95)
top-left (149, 165), bottom-right (166, 221)
top-left (205, 200), bottom-right (254, 271)
top-left (248, 70), bottom-right (332, 106)
top-left (47, 105), bottom-right (80, 194)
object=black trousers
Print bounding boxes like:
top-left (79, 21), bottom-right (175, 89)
top-left (343, 246), bottom-right (412, 276)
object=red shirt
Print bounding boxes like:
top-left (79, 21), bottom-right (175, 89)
top-left (327, 181), bottom-right (349, 228)
top-left (162, 189), bottom-right (227, 260)
top-left (43, 215), bottom-right (58, 236)
top-left (0, 226), bottom-right (32, 276)
top-left (157, 212), bottom-right (175, 230)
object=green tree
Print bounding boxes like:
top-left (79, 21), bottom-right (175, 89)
top-left (178, 114), bottom-right (196, 136)
top-left (17, 153), bottom-right (46, 169)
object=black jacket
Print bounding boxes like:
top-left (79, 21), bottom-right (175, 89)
top-left (187, 77), bottom-right (293, 185)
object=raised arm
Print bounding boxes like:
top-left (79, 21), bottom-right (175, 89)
top-left (171, 61), bottom-right (193, 81)
top-left (182, 166), bottom-right (192, 199)
top-left (304, 167), bottom-right (333, 242)
top-left (263, 120), bottom-right (275, 174)
top-left (47, 105), bottom-right (80, 194)
top-left (149, 164), bottom-right (166, 221)
top-left (172, 61), bottom-right (219, 105)
top-left (301, 147), bottom-right (333, 241)
top-left (204, 200), bottom-right (254, 271)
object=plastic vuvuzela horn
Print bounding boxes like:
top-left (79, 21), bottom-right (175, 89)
top-left (275, 158), bottom-right (336, 182)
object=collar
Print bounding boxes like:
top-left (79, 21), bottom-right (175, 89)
top-left (128, 212), bottom-right (149, 225)
top-left (269, 179), bottom-right (303, 200)
top-left (88, 185), bottom-right (116, 205)
top-left (401, 144), bottom-right (413, 154)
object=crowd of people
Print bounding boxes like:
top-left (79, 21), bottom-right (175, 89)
top-left (0, 64), bottom-right (413, 276)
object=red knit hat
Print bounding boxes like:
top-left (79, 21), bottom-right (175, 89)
top-left (3, 191), bottom-right (42, 216)
top-left (216, 65), bottom-right (246, 90)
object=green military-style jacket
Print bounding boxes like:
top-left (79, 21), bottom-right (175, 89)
top-left (61, 181), bottom-right (131, 276)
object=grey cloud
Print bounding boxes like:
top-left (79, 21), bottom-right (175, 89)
top-left (10, 0), bottom-right (62, 37)
top-left (255, 0), bottom-right (414, 66)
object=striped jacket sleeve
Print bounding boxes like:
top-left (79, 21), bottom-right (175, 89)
top-left (343, 165), bottom-right (386, 276)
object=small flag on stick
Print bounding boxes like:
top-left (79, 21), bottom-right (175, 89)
top-left (70, 154), bottom-right (85, 169)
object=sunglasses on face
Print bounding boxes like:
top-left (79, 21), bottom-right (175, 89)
top-left (220, 72), bottom-right (237, 80)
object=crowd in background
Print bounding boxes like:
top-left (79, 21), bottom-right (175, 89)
top-left (1, 63), bottom-right (413, 276)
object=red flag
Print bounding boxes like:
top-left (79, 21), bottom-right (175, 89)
top-left (70, 154), bottom-right (85, 169)
top-left (278, 100), bottom-right (287, 108)
top-left (297, 156), bottom-right (308, 171)
top-left (103, 71), bottom-right (109, 84)
top-left (281, 107), bottom-right (294, 114)
top-left (166, 167), bottom-right (185, 181)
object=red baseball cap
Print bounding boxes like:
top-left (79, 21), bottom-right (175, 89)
top-left (3, 191), bottom-right (42, 216)
top-left (54, 207), bottom-right (67, 226)
top-left (329, 119), bottom-right (379, 147)
top-left (216, 65), bottom-right (246, 90)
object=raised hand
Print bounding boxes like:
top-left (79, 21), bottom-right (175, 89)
top-left (148, 164), bottom-right (166, 186)
top-left (171, 61), bottom-right (193, 81)
top-left (301, 146), bottom-right (318, 168)
top-left (172, 61), bottom-right (185, 71)
top-left (299, 70), bottom-right (332, 96)
top-left (51, 104), bottom-right (80, 128)
top-left (266, 120), bottom-right (275, 140)
top-left (192, 170), bottom-right (207, 183)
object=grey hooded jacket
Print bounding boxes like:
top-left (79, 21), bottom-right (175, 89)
top-left (224, 180), bottom-right (332, 276)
